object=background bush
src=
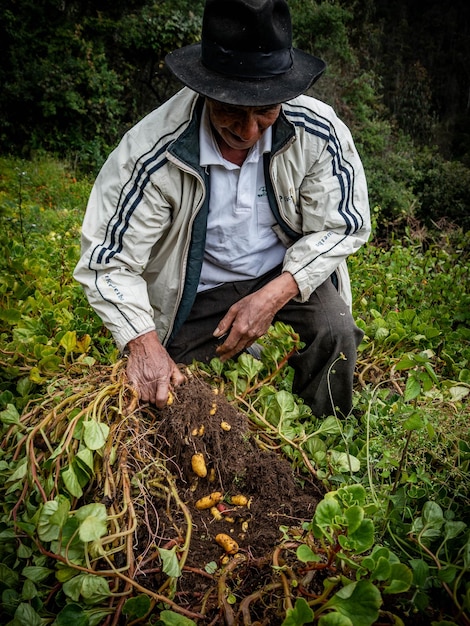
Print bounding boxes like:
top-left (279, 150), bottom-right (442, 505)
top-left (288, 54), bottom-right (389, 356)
top-left (1, 0), bottom-right (469, 233)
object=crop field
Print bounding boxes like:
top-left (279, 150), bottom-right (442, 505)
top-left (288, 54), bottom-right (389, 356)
top-left (0, 156), bottom-right (469, 625)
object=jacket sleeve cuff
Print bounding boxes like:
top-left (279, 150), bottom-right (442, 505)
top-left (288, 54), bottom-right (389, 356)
top-left (111, 316), bottom-right (156, 353)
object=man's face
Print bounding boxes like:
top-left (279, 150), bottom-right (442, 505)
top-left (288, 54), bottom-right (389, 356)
top-left (206, 99), bottom-right (281, 152)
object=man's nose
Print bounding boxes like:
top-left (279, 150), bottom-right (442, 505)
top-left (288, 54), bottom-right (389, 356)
top-left (236, 114), bottom-right (259, 140)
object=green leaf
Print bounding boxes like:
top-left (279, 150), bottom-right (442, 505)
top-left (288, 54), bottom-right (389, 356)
top-left (122, 595), bottom-right (151, 620)
top-left (404, 374), bottom-right (421, 402)
top-left (158, 610), bottom-right (198, 625)
top-left (60, 330), bottom-right (77, 354)
top-left (22, 566), bottom-right (53, 583)
top-left (82, 420), bottom-right (110, 450)
top-left (409, 558), bottom-right (429, 588)
top-left (443, 520), bottom-right (467, 540)
top-left (281, 597), bottom-right (314, 626)
top-left (296, 544), bottom-right (321, 563)
top-left (13, 602), bottom-right (43, 626)
top-left (0, 563), bottom-right (20, 588)
top-left (62, 465), bottom-right (83, 498)
top-left (53, 603), bottom-right (89, 626)
top-left (318, 613), bottom-right (353, 625)
top-left (382, 563), bottom-right (413, 594)
top-left (75, 503), bottom-right (108, 542)
top-left (403, 413), bottom-right (425, 431)
top-left (158, 546), bottom-right (181, 578)
top-left (314, 497), bottom-right (342, 529)
top-left (329, 451), bottom-right (360, 473)
top-left (344, 505), bottom-right (364, 534)
top-left (62, 574), bottom-right (110, 605)
top-left (324, 580), bottom-right (381, 626)
top-left (0, 403), bottom-right (21, 425)
top-left (314, 415), bottom-right (342, 435)
top-left (339, 519), bottom-right (375, 554)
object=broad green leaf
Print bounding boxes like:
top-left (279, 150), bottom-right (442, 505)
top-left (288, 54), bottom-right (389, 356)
top-left (314, 415), bottom-right (342, 435)
top-left (83, 420), bottom-right (110, 450)
top-left (449, 385), bottom-right (470, 401)
top-left (158, 609), bottom-right (197, 625)
top-left (53, 603), bottom-right (89, 626)
top-left (443, 520), bottom-right (467, 540)
top-left (422, 501), bottom-right (444, 528)
top-left (403, 413), bottom-right (425, 431)
top-left (325, 580), bottom-right (381, 626)
top-left (337, 485), bottom-right (367, 507)
top-left (409, 559), bottom-right (429, 587)
top-left (76, 448), bottom-right (95, 474)
top-left (318, 613), bottom-right (353, 625)
top-left (21, 578), bottom-right (37, 600)
top-left (13, 602), bottom-right (43, 626)
top-left (60, 330), bottom-right (77, 353)
top-left (22, 566), bottom-right (53, 583)
top-left (344, 505), bottom-right (364, 534)
top-left (158, 546), bottom-right (181, 578)
top-left (49, 494), bottom-right (71, 528)
top-left (122, 595), bottom-right (151, 620)
top-left (404, 375), bottom-right (421, 402)
top-left (339, 519), bottom-right (375, 554)
top-left (0, 403), bottom-right (20, 425)
top-left (62, 465), bottom-right (83, 498)
top-left (281, 597), bottom-right (314, 626)
top-left (314, 497), bottom-right (342, 529)
top-left (0, 563), bottom-right (20, 588)
top-left (37, 500), bottom-right (62, 542)
top-left (75, 503), bottom-right (108, 542)
top-left (7, 457), bottom-right (28, 483)
top-left (296, 544), bottom-right (321, 563)
top-left (382, 563), bottom-right (413, 594)
top-left (329, 451), bottom-right (360, 473)
top-left (63, 574), bottom-right (110, 605)
top-left (369, 556), bottom-right (391, 581)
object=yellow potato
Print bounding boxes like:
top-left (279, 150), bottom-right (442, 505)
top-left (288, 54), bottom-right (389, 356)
top-left (191, 453), bottom-right (207, 478)
top-left (220, 421), bottom-right (231, 431)
top-left (210, 506), bottom-right (223, 521)
top-left (230, 494), bottom-right (248, 507)
top-left (215, 533), bottom-right (239, 555)
top-left (195, 492), bottom-right (223, 510)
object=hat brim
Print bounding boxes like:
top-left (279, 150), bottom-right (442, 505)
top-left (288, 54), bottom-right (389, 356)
top-left (165, 44), bottom-right (326, 106)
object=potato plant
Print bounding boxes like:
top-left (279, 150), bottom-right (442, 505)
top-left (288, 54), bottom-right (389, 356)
top-left (0, 157), bottom-right (469, 625)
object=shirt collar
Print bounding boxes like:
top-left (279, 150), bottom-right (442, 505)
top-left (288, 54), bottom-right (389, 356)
top-left (199, 102), bottom-right (273, 168)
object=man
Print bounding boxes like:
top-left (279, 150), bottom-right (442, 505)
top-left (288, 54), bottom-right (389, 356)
top-left (74, 0), bottom-right (370, 417)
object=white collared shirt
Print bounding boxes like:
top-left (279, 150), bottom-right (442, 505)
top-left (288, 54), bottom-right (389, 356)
top-left (197, 104), bottom-right (286, 291)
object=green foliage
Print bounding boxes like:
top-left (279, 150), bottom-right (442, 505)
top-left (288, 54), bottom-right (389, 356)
top-left (0, 157), bottom-right (469, 623)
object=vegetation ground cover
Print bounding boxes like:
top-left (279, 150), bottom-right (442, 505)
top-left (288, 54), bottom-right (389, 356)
top-left (0, 157), bottom-right (469, 625)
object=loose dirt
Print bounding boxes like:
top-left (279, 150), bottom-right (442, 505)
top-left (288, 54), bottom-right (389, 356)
top-left (126, 374), bottom-right (326, 624)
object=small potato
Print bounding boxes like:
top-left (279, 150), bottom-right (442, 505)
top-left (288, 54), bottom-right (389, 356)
top-left (216, 533), bottom-right (239, 555)
top-left (195, 492), bottom-right (223, 510)
top-left (210, 506), bottom-right (223, 521)
top-left (230, 495), bottom-right (248, 507)
top-left (191, 453), bottom-right (207, 478)
top-left (220, 421), bottom-right (231, 431)
top-left (167, 391), bottom-right (174, 405)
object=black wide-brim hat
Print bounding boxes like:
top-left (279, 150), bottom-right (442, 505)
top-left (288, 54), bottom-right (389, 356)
top-left (165, 0), bottom-right (326, 106)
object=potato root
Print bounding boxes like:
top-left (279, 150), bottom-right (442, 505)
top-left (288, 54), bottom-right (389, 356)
top-left (191, 453), bottom-right (207, 478)
top-left (215, 533), bottom-right (239, 554)
top-left (195, 492), bottom-right (223, 510)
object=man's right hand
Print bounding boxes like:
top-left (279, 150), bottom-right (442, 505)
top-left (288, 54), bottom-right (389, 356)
top-left (126, 331), bottom-right (186, 408)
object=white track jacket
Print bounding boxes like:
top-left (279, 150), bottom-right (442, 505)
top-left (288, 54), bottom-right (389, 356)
top-left (74, 88), bottom-right (371, 352)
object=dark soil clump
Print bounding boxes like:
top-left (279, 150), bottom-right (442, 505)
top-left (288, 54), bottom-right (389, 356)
top-left (130, 374), bottom-right (326, 623)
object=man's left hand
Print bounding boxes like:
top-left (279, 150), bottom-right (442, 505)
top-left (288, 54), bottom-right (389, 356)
top-left (213, 272), bottom-right (299, 361)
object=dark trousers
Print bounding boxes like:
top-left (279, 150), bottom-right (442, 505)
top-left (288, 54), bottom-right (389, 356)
top-left (167, 268), bottom-right (363, 417)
